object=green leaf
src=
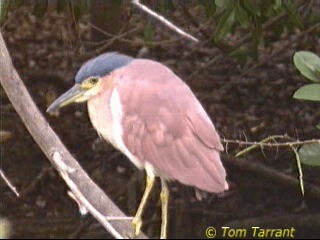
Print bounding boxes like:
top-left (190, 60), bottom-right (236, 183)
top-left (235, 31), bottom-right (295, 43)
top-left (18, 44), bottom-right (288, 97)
top-left (215, 0), bottom-right (233, 8)
top-left (273, 0), bottom-right (283, 11)
top-left (236, 4), bottom-right (250, 28)
top-left (56, 0), bottom-right (67, 13)
top-left (73, 5), bottom-right (82, 22)
top-left (143, 23), bottom-right (155, 43)
top-left (293, 51), bottom-right (320, 82)
top-left (158, 0), bottom-right (174, 14)
top-left (299, 144), bottom-right (320, 166)
top-left (293, 84), bottom-right (320, 101)
top-left (229, 47), bottom-right (250, 65)
top-left (0, 0), bottom-right (9, 22)
top-left (68, 0), bottom-right (90, 22)
top-left (33, 0), bottom-right (48, 18)
top-left (243, 0), bottom-right (261, 17)
top-left (284, 2), bottom-right (303, 29)
top-left (203, 2), bottom-right (216, 18)
top-left (316, 124), bottom-right (320, 130)
top-left (214, 8), bottom-right (235, 41)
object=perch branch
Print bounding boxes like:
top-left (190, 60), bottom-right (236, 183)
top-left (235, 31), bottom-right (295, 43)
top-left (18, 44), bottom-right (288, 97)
top-left (132, 0), bottom-right (199, 43)
top-left (0, 168), bottom-right (20, 197)
top-left (0, 32), bottom-right (146, 239)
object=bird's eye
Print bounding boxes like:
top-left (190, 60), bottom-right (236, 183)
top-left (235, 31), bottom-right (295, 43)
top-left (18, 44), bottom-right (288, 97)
top-left (89, 78), bottom-right (99, 84)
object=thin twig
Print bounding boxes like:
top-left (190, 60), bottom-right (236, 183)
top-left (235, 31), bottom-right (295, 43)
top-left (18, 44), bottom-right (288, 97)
top-left (292, 147), bottom-right (305, 196)
top-left (233, 135), bottom-right (290, 157)
top-left (89, 23), bottom-right (141, 42)
top-left (223, 138), bottom-right (320, 148)
top-left (89, 23), bottom-right (183, 48)
top-left (188, 55), bottom-right (222, 80)
top-left (0, 169), bottom-right (20, 197)
top-left (132, 0), bottom-right (199, 43)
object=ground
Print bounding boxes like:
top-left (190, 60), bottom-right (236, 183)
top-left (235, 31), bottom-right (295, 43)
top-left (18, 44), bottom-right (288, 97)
top-left (1, 5), bottom-right (320, 239)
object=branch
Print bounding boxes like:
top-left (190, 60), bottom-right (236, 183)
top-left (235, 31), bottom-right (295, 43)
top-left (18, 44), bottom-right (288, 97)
top-left (132, 0), bottom-right (199, 43)
top-left (0, 32), bottom-right (147, 239)
top-left (223, 137), bottom-right (320, 148)
top-left (0, 169), bottom-right (20, 197)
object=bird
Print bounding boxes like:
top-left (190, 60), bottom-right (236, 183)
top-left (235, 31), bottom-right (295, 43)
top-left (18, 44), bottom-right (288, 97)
top-left (47, 52), bottom-right (228, 239)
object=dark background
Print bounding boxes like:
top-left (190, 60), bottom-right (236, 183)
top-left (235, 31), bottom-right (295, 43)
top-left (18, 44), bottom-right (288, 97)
top-left (1, 1), bottom-right (320, 238)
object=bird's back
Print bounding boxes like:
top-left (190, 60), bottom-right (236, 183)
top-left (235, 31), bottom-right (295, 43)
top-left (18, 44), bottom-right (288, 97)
top-left (110, 59), bottom-right (228, 193)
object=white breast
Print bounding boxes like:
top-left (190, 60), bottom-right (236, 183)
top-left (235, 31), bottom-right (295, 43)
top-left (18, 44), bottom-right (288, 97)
top-left (88, 89), bottom-right (144, 169)
top-left (87, 91), bottom-right (115, 146)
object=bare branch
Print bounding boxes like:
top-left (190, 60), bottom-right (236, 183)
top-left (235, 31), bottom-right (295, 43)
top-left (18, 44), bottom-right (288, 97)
top-left (0, 32), bottom-right (147, 239)
top-left (223, 137), bottom-right (320, 148)
top-left (132, 0), bottom-right (199, 43)
top-left (0, 169), bottom-right (20, 197)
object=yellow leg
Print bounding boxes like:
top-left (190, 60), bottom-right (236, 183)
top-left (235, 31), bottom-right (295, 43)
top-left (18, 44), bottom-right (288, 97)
top-left (132, 171), bottom-right (155, 237)
top-left (160, 178), bottom-right (169, 239)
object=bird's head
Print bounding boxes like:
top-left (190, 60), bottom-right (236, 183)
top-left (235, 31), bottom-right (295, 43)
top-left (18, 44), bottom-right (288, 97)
top-left (46, 52), bottom-right (133, 113)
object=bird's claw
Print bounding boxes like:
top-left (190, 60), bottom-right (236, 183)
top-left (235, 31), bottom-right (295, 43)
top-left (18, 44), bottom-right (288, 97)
top-left (132, 217), bottom-right (142, 237)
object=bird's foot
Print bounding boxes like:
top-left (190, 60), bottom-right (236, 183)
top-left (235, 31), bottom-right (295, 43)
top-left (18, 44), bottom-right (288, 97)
top-left (132, 216), bottom-right (142, 237)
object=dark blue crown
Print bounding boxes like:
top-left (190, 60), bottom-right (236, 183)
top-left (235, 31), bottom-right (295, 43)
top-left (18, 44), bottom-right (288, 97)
top-left (75, 52), bottom-right (134, 83)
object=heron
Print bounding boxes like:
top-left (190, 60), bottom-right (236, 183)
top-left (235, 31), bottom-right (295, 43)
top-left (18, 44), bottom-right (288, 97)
top-left (47, 52), bottom-right (228, 239)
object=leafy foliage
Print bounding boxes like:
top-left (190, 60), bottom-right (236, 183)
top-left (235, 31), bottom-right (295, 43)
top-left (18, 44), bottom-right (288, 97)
top-left (0, 0), bottom-right (9, 22)
top-left (293, 51), bottom-right (320, 166)
top-left (196, 0), bottom-right (317, 64)
top-left (197, 0), bottom-right (305, 43)
top-left (1, 0), bottom-right (318, 65)
top-left (0, 0), bottom-right (91, 22)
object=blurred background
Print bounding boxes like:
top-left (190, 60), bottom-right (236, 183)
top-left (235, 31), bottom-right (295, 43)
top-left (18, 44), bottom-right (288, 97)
top-left (1, 0), bottom-right (320, 238)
